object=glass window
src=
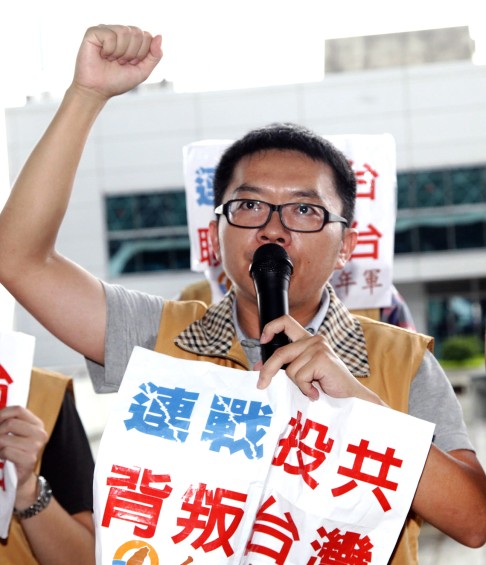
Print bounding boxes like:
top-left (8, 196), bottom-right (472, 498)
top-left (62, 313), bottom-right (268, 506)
top-left (427, 288), bottom-right (486, 359)
top-left (106, 190), bottom-right (190, 275)
top-left (396, 173), bottom-right (412, 209)
top-left (108, 236), bottom-right (190, 274)
top-left (106, 195), bottom-right (136, 231)
top-left (139, 192), bottom-right (188, 228)
top-left (395, 164), bottom-right (486, 254)
top-left (417, 225), bottom-right (450, 252)
top-left (414, 171), bottom-right (447, 208)
top-left (450, 167), bottom-right (485, 205)
top-left (454, 220), bottom-right (486, 249)
top-left (394, 228), bottom-right (414, 254)
top-left (106, 191), bottom-right (187, 231)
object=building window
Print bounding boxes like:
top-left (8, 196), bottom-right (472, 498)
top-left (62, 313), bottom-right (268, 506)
top-left (455, 220), bottom-right (486, 249)
top-left (451, 167), bottom-right (486, 205)
top-left (395, 164), bottom-right (486, 254)
top-left (417, 224), bottom-right (450, 252)
top-left (426, 278), bottom-right (486, 357)
top-left (105, 190), bottom-right (190, 275)
top-left (414, 170), bottom-right (447, 208)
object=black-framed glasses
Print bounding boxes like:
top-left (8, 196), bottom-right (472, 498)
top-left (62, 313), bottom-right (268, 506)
top-left (214, 198), bottom-right (348, 233)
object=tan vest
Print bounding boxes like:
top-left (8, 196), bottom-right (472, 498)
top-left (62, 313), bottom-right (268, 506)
top-left (0, 368), bottom-right (72, 565)
top-left (155, 300), bottom-right (433, 565)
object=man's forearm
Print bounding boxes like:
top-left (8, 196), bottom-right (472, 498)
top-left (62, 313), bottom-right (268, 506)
top-left (412, 444), bottom-right (486, 547)
top-left (19, 500), bottom-right (95, 565)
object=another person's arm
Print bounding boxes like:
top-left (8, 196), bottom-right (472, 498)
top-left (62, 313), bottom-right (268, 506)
top-left (0, 405), bottom-right (95, 565)
top-left (0, 25), bottom-right (162, 365)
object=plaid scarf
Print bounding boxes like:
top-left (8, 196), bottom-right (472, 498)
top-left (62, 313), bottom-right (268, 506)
top-left (175, 283), bottom-right (370, 378)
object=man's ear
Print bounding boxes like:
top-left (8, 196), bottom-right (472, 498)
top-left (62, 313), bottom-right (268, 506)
top-left (208, 220), bottom-right (221, 262)
top-left (334, 227), bottom-right (358, 270)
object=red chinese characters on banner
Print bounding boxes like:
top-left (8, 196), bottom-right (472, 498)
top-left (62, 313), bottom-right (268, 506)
top-left (102, 467), bottom-right (248, 555)
top-left (172, 483), bottom-right (247, 557)
top-left (246, 495), bottom-right (375, 564)
top-left (351, 223), bottom-right (383, 261)
top-left (334, 268), bottom-right (384, 298)
top-left (331, 439), bottom-right (403, 512)
top-left (0, 460), bottom-right (5, 491)
top-left (0, 365), bottom-right (14, 491)
top-left (272, 410), bottom-right (403, 514)
top-left (0, 364), bottom-right (13, 410)
top-left (308, 526), bottom-right (373, 565)
top-left (272, 411), bottom-right (334, 490)
top-left (362, 269), bottom-right (383, 295)
top-left (102, 465), bottom-right (172, 537)
top-left (197, 228), bottom-right (219, 267)
top-left (245, 495), bottom-right (300, 565)
top-left (347, 160), bottom-right (387, 272)
top-left (334, 270), bottom-right (357, 297)
top-left (349, 161), bottom-right (380, 200)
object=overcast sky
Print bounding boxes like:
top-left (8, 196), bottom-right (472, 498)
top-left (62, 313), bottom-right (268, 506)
top-left (2, 0), bottom-right (483, 106)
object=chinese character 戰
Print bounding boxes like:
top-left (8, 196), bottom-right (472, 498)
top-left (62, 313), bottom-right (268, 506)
top-left (201, 395), bottom-right (273, 459)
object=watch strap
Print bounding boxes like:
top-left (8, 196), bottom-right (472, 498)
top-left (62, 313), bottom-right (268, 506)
top-left (14, 475), bottom-right (53, 520)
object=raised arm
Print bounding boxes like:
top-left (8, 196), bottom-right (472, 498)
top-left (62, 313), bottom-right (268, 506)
top-left (0, 25), bottom-right (162, 364)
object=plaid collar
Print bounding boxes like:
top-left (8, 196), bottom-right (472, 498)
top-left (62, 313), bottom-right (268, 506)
top-left (175, 283), bottom-right (370, 378)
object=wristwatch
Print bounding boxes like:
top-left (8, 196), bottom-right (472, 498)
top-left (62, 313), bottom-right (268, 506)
top-left (14, 475), bottom-right (53, 520)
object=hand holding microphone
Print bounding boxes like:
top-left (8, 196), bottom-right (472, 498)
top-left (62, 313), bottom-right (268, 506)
top-left (250, 243), bottom-right (293, 363)
top-left (251, 247), bottom-right (379, 402)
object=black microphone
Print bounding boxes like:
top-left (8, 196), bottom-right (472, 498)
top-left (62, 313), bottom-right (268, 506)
top-left (250, 243), bottom-right (294, 363)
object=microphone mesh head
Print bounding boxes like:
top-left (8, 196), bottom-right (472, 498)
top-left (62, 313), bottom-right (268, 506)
top-left (250, 243), bottom-right (293, 277)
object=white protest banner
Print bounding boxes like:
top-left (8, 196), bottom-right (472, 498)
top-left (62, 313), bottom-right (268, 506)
top-left (0, 331), bottom-right (35, 538)
top-left (94, 349), bottom-right (434, 564)
top-left (244, 390), bottom-right (432, 564)
top-left (94, 347), bottom-right (289, 564)
top-left (327, 134), bottom-right (396, 310)
top-left (183, 140), bottom-right (232, 274)
top-left (182, 134), bottom-right (397, 310)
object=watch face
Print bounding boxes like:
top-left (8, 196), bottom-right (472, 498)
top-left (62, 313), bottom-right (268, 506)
top-left (39, 477), bottom-right (52, 503)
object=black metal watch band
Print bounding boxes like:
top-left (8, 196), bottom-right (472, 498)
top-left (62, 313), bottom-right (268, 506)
top-left (13, 475), bottom-right (53, 520)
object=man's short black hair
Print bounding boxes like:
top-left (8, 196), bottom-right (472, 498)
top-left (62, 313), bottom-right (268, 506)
top-left (213, 122), bottom-right (356, 224)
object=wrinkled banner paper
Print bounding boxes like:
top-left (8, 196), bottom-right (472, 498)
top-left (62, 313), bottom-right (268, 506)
top-left (0, 331), bottom-right (35, 538)
top-left (94, 348), bottom-right (434, 565)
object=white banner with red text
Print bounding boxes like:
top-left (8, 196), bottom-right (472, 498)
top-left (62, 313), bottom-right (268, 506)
top-left (0, 331), bottom-right (35, 538)
top-left (94, 348), bottom-right (434, 564)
